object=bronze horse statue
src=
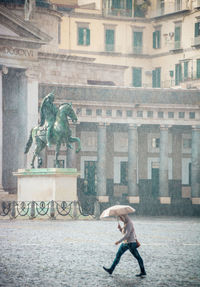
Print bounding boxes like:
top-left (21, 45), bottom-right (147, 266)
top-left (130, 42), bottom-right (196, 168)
top-left (25, 103), bottom-right (81, 168)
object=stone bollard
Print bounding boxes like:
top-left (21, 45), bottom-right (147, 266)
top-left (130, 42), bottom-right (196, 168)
top-left (30, 201), bottom-right (35, 219)
top-left (10, 201), bottom-right (16, 219)
top-left (50, 200), bottom-right (56, 219)
top-left (94, 200), bottom-right (100, 219)
top-left (73, 201), bottom-right (78, 219)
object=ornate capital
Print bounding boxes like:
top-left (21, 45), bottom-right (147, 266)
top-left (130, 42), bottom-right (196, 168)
top-left (25, 67), bottom-right (40, 80)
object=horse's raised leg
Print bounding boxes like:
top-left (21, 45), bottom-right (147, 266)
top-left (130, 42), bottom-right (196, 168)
top-left (69, 136), bottom-right (81, 153)
top-left (31, 152), bottom-right (37, 168)
top-left (55, 142), bottom-right (61, 167)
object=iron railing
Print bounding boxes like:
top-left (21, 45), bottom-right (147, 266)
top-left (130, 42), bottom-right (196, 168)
top-left (0, 200), bottom-right (97, 219)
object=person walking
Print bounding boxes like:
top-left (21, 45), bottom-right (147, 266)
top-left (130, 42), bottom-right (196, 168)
top-left (103, 215), bottom-right (146, 277)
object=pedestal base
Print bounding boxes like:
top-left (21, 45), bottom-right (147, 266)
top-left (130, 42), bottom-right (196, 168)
top-left (13, 168), bottom-right (80, 202)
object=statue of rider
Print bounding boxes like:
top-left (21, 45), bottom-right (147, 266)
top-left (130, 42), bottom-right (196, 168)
top-left (39, 91), bottom-right (57, 147)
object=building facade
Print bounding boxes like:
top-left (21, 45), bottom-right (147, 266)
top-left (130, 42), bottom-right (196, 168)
top-left (0, 0), bottom-right (200, 215)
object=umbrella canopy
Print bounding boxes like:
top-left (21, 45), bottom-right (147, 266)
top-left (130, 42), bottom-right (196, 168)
top-left (100, 205), bottom-right (135, 219)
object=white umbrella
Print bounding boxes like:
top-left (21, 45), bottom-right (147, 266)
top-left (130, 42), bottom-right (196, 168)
top-left (100, 205), bottom-right (135, 219)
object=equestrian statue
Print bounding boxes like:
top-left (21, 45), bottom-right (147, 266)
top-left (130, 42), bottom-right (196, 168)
top-left (24, 91), bottom-right (81, 168)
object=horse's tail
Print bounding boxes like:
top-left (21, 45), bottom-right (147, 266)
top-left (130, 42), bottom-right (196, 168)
top-left (24, 129), bottom-right (33, 154)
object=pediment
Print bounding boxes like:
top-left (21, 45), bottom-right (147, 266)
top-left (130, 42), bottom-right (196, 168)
top-left (0, 6), bottom-right (52, 49)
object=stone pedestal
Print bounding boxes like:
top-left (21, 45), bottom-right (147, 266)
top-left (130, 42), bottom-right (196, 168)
top-left (13, 168), bottom-right (79, 202)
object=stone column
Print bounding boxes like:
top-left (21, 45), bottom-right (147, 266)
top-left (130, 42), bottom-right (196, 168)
top-left (0, 69), bottom-right (4, 193)
top-left (191, 126), bottom-right (200, 204)
top-left (128, 124), bottom-right (139, 204)
top-left (159, 125), bottom-right (170, 204)
top-left (96, 123), bottom-right (108, 202)
top-left (66, 124), bottom-right (76, 168)
top-left (23, 69), bottom-right (39, 168)
top-left (0, 66), bottom-right (8, 194)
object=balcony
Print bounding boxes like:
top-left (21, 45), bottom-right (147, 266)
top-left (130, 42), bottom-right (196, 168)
top-left (192, 36), bottom-right (200, 48)
top-left (193, 0), bottom-right (200, 8)
top-left (169, 41), bottom-right (183, 53)
top-left (133, 46), bottom-right (143, 55)
top-left (104, 7), bottom-right (132, 17)
top-left (150, 1), bottom-right (190, 18)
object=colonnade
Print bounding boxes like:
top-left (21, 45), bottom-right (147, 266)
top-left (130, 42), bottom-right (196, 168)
top-left (92, 123), bottom-right (200, 204)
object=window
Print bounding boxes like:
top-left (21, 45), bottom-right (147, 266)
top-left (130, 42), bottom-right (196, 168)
top-left (78, 26), bottom-right (90, 46)
top-left (106, 109), bottom-right (112, 116)
top-left (110, 0), bottom-right (132, 17)
top-left (86, 109), bottom-right (92, 116)
top-left (105, 29), bottom-right (115, 52)
top-left (117, 110), bottom-right (122, 117)
top-left (168, 112), bottom-right (174, 118)
top-left (184, 61), bottom-right (188, 80)
top-left (96, 109), bottom-right (102, 116)
top-left (120, 161), bottom-right (128, 185)
top-left (183, 138), bottom-right (192, 149)
top-left (174, 24), bottom-right (181, 49)
top-left (152, 138), bottom-right (160, 148)
top-left (126, 110), bottom-right (133, 117)
top-left (147, 111), bottom-right (153, 118)
top-left (157, 0), bottom-right (165, 15)
top-left (175, 0), bottom-right (182, 11)
top-left (153, 30), bottom-right (161, 49)
top-left (179, 112), bottom-right (185, 118)
top-left (132, 67), bottom-right (142, 87)
top-left (189, 162), bottom-right (192, 186)
top-left (152, 68), bottom-right (161, 88)
top-left (189, 112), bottom-right (195, 119)
top-left (137, 111), bottom-right (143, 117)
top-left (197, 59), bottom-right (200, 79)
top-left (158, 111), bottom-right (163, 118)
top-left (195, 22), bottom-right (200, 37)
top-left (133, 31), bottom-right (143, 54)
top-left (175, 63), bottom-right (182, 85)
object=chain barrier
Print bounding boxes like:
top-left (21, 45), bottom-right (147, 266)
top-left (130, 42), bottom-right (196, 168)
top-left (0, 200), bottom-right (98, 219)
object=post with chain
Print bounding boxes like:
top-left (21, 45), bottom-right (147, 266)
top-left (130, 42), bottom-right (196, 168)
top-left (94, 200), bottom-right (100, 219)
top-left (50, 200), bottom-right (56, 219)
top-left (30, 201), bottom-right (35, 219)
top-left (10, 201), bottom-right (16, 219)
top-left (73, 201), bottom-right (78, 219)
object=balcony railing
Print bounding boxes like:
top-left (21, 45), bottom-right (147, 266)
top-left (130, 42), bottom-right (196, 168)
top-left (104, 7), bottom-right (133, 17)
top-left (150, 1), bottom-right (190, 18)
top-left (133, 46), bottom-right (143, 55)
top-left (193, 36), bottom-right (200, 46)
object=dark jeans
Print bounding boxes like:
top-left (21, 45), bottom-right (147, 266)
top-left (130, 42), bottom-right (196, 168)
top-left (110, 242), bottom-right (145, 273)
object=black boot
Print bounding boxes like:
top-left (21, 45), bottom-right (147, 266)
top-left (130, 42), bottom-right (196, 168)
top-left (136, 269), bottom-right (146, 277)
top-left (103, 266), bottom-right (113, 275)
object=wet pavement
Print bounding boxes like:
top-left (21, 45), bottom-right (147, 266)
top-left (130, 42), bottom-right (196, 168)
top-left (0, 216), bottom-right (200, 287)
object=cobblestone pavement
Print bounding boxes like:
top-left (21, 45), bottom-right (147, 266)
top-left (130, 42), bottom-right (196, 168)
top-left (0, 216), bottom-right (200, 287)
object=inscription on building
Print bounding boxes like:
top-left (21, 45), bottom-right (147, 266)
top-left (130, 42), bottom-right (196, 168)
top-left (0, 46), bottom-right (36, 58)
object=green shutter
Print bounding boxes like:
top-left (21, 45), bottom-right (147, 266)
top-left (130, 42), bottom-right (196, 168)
top-left (175, 64), bottom-right (182, 85)
top-left (153, 31), bottom-right (156, 48)
top-left (175, 26), bottom-right (180, 42)
top-left (157, 30), bottom-right (160, 48)
top-left (106, 29), bottom-right (114, 44)
top-left (195, 22), bottom-right (200, 37)
top-left (157, 68), bottom-right (161, 87)
top-left (152, 70), bottom-right (156, 87)
top-left (78, 27), bottom-right (84, 45)
top-left (86, 28), bottom-right (90, 45)
top-left (197, 59), bottom-right (200, 78)
top-left (134, 31), bottom-right (142, 47)
top-left (126, 0), bottom-right (132, 10)
top-left (133, 68), bottom-right (142, 87)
